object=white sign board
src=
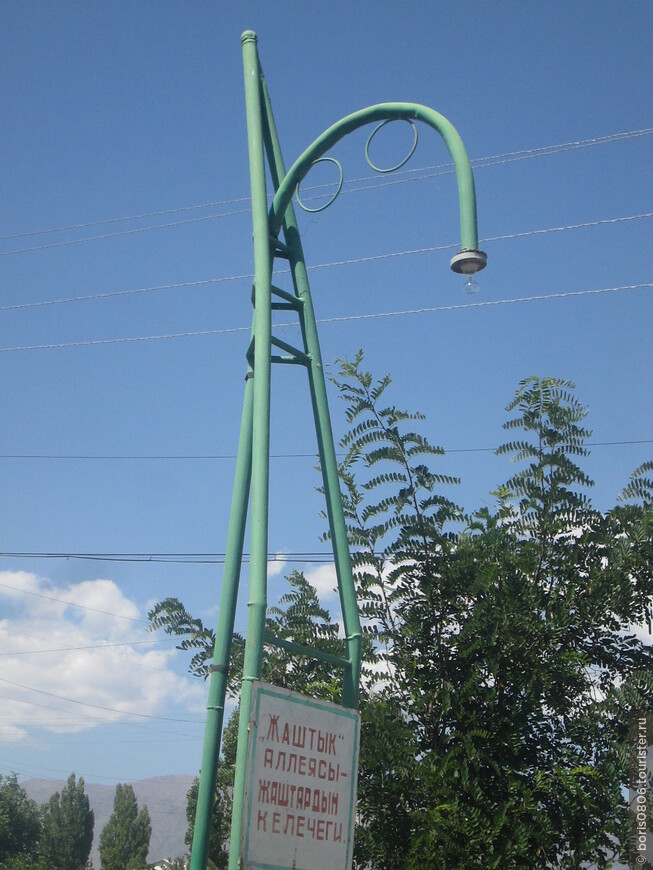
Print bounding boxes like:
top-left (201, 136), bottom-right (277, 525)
top-left (242, 682), bottom-right (360, 870)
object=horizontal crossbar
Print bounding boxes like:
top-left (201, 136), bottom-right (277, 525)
top-left (271, 285), bottom-right (303, 308)
top-left (271, 336), bottom-right (310, 364)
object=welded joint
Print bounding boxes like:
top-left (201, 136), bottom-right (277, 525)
top-left (345, 632), bottom-right (363, 642)
top-left (271, 284), bottom-right (303, 308)
top-left (270, 234), bottom-right (291, 253)
top-left (271, 335), bottom-right (311, 365)
top-left (246, 336), bottom-right (255, 364)
top-left (269, 235), bottom-right (291, 260)
top-left (271, 355), bottom-right (310, 366)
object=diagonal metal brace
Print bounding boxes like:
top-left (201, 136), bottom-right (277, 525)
top-left (263, 631), bottom-right (351, 670)
top-left (271, 335), bottom-right (311, 365)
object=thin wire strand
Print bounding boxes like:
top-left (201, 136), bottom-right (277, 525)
top-left (0, 689), bottom-right (203, 735)
top-left (0, 554), bottom-right (317, 620)
top-left (0, 580), bottom-right (147, 622)
top-left (481, 212), bottom-right (653, 245)
top-left (0, 620), bottom-right (199, 676)
top-left (1, 439), bottom-right (650, 462)
top-left (0, 639), bottom-right (193, 675)
top-left (0, 553), bottom-right (334, 565)
top-left (328, 128), bottom-right (653, 200)
top-left (0, 275), bottom-right (254, 312)
top-left (0, 676), bottom-right (202, 723)
top-left (0, 197), bottom-right (252, 242)
top-left (2, 211), bottom-right (650, 313)
top-left (0, 639), bottom-right (167, 656)
top-left (0, 452), bottom-right (324, 459)
top-left (316, 283), bottom-right (653, 326)
top-left (0, 497), bottom-right (650, 562)
top-left (2, 127), bottom-right (650, 243)
top-left (1, 282), bottom-right (650, 353)
top-left (0, 679), bottom-right (205, 737)
top-left (307, 213), bottom-right (653, 271)
top-left (0, 208), bottom-right (251, 257)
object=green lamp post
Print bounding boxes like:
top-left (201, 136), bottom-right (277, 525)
top-left (189, 30), bottom-right (486, 870)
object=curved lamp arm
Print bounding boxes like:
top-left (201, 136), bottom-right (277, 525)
top-left (269, 102), bottom-right (487, 273)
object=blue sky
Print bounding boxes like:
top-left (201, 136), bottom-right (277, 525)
top-left (1, 1), bottom-right (651, 786)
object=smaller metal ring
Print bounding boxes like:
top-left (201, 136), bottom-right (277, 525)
top-left (365, 119), bottom-right (419, 174)
top-left (295, 157), bottom-right (344, 213)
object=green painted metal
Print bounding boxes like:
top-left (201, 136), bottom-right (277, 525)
top-left (269, 335), bottom-right (311, 364)
top-left (365, 118), bottom-right (418, 173)
top-left (269, 102), bottom-right (481, 253)
top-left (190, 28), bottom-right (485, 870)
top-left (295, 156), bottom-right (344, 213)
top-left (263, 632), bottom-right (352, 670)
top-left (257, 69), bottom-right (363, 710)
top-left (189, 372), bottom-right (254, 870)
top-left (225, 30), bottom-right (274, 870)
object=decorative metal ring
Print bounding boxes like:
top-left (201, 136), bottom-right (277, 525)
top-left (295, 157), bottom-right (344, 213)
top-left (365, 119), bottom-right (419, 173)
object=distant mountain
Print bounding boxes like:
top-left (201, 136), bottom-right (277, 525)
top-left (23, 774), bottom-right (195, 868)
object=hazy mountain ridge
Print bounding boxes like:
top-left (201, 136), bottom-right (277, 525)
top-left (23, 774), bottom-right (195, 867)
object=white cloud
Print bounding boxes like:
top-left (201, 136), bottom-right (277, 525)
top-left (0, 571), bottom-right (206, 744)
top-left (303, 563), bottom-right (339, 601)
top-left (0, 723), bottom-right (28, 743)
top-left (267, 554), bottom-right (287, 578)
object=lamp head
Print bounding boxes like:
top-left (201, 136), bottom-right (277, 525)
top-left (449, 249), bottom-right (487, 275)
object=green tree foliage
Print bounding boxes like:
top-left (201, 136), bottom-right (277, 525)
top-left (38, 772), bottom-right (94, 870)
top-left (148, 355), bottom-right (653, 869)
top-left (331, 360), bottom-right (653, 868)
top-left (149, 571), bottom-right (348, 864)
top-left (184, 709), bottom-right (238, 870)
top-left (147, 598), bottom-right (224, 683)
top-left (0, 774), bottom-right (41, 866)
top-left (148, 569), bottom-right (344, 701)
top-left (98, 784), bottom-right (151, 870)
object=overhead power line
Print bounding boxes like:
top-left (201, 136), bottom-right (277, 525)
top-left (0, 580), bottom-right (147, 622)
top-left (2, 210), bottom-right (650, 314)
top-left (0, 197), bottom-right (251, 243)
top-left (0, 556), bottom-right (321, 623)
top-left (0, 643), bottom-right (191, 675)
top-left (1, 439), bottom-right (650, 462)
top-left (0, 208), bottom-right (252, 258)
top-left (0, 639), bottom-right (167, 657)
top-left (0, 689), bottom-right (203, 737)
top-left (2, 647), bottom-right (200, 684)
top-left (1, 126), bottom-right (650, 246)
top-left (0, 552), bottom-right (333, 565)
top-left (0, 673), bottom-right (207, 737)
top-left (0, 623), bottom-right (200, 677)
top-left (0, 275), bottom-right (254, 313)
top-left (1, 281), bottom-right (650, 353)
top-left (0, 676), bottom-right (202, 723)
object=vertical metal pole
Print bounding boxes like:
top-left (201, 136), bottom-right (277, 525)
top-left (259, 75), bottom-right (362, 706)
top-left (226, 31), bottom-right (273, 870)
top-left (190, 371), bottom-right (254, 870)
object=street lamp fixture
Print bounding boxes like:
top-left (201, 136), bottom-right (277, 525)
top-left (450, 248), bottom-right (488, 274)
top-left (189, 30), bottom-right (487, 870)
